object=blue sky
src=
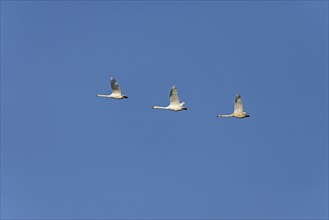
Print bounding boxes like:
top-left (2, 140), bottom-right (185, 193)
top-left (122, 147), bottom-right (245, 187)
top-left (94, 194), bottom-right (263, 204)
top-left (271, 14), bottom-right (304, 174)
top-left (1, 1), bottom-right (328, 219)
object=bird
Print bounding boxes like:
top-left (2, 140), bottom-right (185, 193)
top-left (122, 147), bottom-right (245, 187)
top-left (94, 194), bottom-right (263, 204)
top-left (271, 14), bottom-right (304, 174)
top-left (96, 77), bottom-right (128, 99)
top-left (152, 85), bottom-right (187, 111)
top-left (217, 94), bottom-right (250, 118)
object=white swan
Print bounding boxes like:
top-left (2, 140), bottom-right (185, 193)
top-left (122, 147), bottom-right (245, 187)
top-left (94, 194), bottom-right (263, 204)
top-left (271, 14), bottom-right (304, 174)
top-left (96, 77), bottom-right (128, 99)
top-left (217, 94), bottom-right (250, 118)
top-left (152, 85), bottom-right (187, 111)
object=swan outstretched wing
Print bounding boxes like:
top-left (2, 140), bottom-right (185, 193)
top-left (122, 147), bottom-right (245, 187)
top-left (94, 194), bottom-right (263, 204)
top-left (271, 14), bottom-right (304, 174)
top-left (169, 85), bottom-right (180, 105)
top-left (110, 77), bottom-right (121, 94)
top-left (233, 94), bottom-right (243, 114)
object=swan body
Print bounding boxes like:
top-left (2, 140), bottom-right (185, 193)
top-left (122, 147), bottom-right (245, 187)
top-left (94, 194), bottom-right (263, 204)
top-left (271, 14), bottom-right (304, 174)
top-left (152, 85), bottom-right (187, 111)
top-left (217, 94), bottom-right (250, 119)
top-left (96, 77), bottom-right (128, 99)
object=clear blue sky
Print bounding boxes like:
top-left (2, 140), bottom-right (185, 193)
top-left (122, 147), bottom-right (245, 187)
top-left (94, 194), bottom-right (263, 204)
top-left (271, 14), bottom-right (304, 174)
top-left (1, 1), bottom-right (328, 219)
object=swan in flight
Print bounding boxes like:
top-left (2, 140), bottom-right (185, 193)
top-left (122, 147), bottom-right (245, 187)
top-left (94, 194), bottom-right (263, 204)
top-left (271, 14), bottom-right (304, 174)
top-left (96, 77), bottom-right (128, 99)
top-left (217, 94), bottom-right (250, 118)
top-left (152, 85), bottom-right (187, 111)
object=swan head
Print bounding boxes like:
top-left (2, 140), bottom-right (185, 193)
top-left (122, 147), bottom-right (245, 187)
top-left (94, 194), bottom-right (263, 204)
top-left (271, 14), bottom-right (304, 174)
top-left (244, 112), bottom-right (250, 117)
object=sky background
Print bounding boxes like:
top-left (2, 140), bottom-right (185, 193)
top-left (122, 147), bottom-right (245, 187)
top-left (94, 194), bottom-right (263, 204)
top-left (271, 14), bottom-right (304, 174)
top-left (1, 1), bottom-right (328, 219)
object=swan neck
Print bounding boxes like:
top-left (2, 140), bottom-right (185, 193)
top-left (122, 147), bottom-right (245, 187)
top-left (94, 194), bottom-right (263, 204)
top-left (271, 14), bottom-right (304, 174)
top-left (218, 114), bottom-right (233, 117)
top-left (97, 94), bottom-right (110, 98)
top-left (153, 106), bottom-right (168, 110)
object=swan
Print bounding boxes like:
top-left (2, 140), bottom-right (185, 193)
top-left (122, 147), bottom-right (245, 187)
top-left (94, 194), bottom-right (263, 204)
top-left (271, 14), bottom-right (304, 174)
top-left (152, 85), bottom-right (187, 111)
top-left (96, 77), bottom-right (128, 99)
top-left (217, 94), bottom-right (250, 118)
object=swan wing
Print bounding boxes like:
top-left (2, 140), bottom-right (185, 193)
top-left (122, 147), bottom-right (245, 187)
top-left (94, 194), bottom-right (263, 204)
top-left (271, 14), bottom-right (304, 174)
top-left (233, 94), bottom-right (244, 114)
top-left (169, 85), bottom-right (180, 105)
top-left (110, 77), bottom-right (121, 94)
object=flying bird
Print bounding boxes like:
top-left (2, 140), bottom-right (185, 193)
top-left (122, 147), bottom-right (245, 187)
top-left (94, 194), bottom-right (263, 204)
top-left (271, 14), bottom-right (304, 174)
top-left (96, 77), bottom-right (128, 99)
top-left (217, 94), bottom-right (250, 118)
top-left (152, 85), bottom-right (187, 111)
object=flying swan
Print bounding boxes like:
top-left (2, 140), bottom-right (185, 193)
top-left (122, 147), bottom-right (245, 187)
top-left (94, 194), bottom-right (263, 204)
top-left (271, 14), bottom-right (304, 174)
top-left (152, 85), bottom-right (187, 111)
top-left (217, 94), bottom-right (250, 118)
top-left (96, 77), bottom-right (128, 99)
